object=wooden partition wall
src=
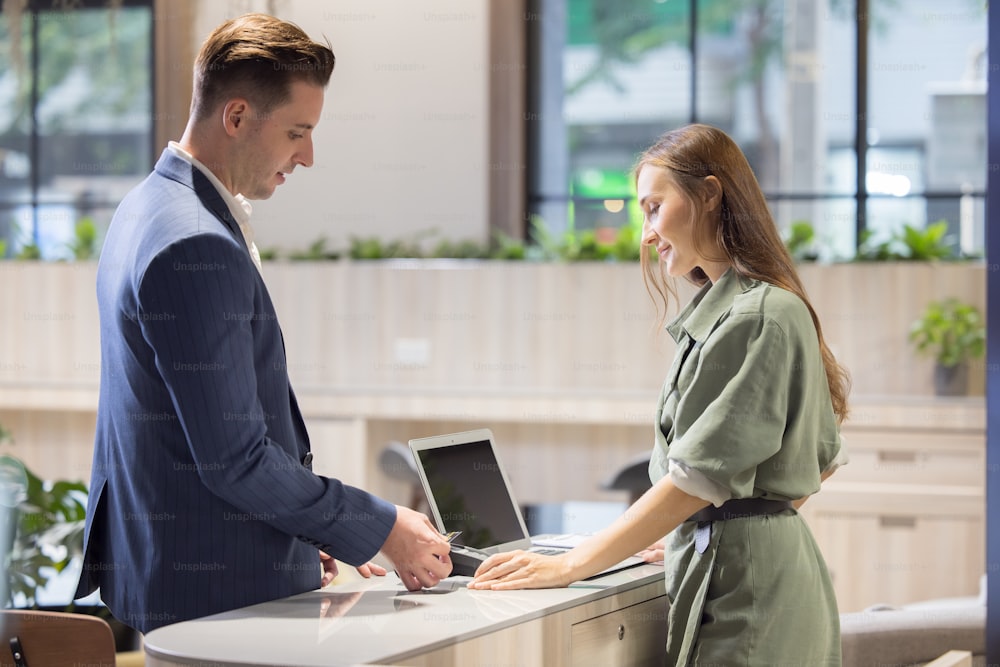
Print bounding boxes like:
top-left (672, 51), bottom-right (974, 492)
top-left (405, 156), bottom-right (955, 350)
top-left (0, 259), bottom-right (986, 611)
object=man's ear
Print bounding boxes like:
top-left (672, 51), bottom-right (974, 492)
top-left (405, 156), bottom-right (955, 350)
top-left (222, 99), bottom-right (250, 136)
top-left (703, 175), bottom-right (723, 211)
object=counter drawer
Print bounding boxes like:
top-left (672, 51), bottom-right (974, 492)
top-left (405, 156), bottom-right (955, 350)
top-left (570, 595), bottom-right (668, 667)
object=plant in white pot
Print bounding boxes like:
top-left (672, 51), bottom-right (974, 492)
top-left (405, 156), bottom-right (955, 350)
top-left (908, 298), bottom-right (986, 396)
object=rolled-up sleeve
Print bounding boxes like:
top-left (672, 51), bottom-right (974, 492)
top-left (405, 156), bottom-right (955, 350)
top-left (667, 314), bottom-right (792, 500)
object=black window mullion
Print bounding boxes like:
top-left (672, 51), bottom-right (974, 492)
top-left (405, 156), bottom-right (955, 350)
top-left (689, 0), bottom-right (698, 125)
top-left (28, 7), bottom-right (39, 246)
top-left (855, 0), bottom-right (869, 251)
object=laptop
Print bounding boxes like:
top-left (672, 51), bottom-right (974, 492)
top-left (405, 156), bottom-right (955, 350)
top-left (408, 428), bottom-right (646, 579)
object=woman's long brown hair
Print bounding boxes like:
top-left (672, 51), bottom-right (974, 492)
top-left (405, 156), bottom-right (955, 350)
top-left (636, 124), bottom-right (850, 423)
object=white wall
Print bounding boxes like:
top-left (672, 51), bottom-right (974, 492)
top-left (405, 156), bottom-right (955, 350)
top-left (191, 0), bottom-right (490, 255)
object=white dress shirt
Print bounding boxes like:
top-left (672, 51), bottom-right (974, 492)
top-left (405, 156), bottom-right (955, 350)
top-left (167, 141), bottom-right (262, 271)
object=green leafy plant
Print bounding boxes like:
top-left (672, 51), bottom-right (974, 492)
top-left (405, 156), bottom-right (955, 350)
top-left (857, 220), bottom-right (955, 261)
top-left (348, 231), bottom-right (429, 260)
top-left (14, 243), bottom-right (41, 261)
top-left (287, 236), bottom-right (341, 261)
top-left (489, 231), bottom-right (526, 260)
top-left (785, 220), bottom-right (818, 261)
top-left (608, 224), bottom-right (643, 262)
top-left (68, 217), bottom-right (98, 260)
top-left (526, 215), bottom-right (562, 261)
top-left (908, 298), bottom-right (985, 368)
top-left (429, 239), bottom-right (489, 259)
top-left (562, 229), bottom-right (609, 261)
top-left (898, 221), bottom-right (955, 260)
top-left (0, 454), bottom-right (87, 608)
top-left (281, 221), bottom-right (643, 263)
top-left (0, 426), bottom-right (136, 647)
top-left (529, 216), bottom-right (642, 262)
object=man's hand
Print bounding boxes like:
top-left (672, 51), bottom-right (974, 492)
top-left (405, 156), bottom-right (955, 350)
top-left (379, 505), bottom-right (453, 591)
top-left (320, 551), bottom-right (388, 587)
top-left (320, 551), bottom-right (339, 587)
top-left (354, 561), bottom-right (388, 578)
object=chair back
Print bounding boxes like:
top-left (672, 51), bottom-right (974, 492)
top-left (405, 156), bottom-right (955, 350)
top-left (0, 609), bottom-right (116, 667)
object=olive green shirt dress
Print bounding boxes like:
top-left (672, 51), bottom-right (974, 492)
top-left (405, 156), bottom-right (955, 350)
top-left (649, 269), bottom-right (843, 666)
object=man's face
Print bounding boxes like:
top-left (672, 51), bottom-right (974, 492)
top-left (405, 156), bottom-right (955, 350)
top-left (236, 80), bottom-right (325, 200)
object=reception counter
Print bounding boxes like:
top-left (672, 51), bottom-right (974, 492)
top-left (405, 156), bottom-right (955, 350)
top-left (143, 564), bottom-right (667, 667)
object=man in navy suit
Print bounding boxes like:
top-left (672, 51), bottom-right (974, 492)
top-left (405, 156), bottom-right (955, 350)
top-left (74, 14), bottom-right (452, 634)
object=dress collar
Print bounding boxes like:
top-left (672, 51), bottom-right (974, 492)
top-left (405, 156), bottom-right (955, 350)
top-left (666, 268), bottom-right (756, 343)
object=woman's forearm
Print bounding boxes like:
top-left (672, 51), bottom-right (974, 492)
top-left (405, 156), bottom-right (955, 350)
top-left (562, 476), bottom-right (710, 580)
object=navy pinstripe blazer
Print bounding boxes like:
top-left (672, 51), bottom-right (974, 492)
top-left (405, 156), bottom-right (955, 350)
top-left (74, 150), bottom-right (397, 633)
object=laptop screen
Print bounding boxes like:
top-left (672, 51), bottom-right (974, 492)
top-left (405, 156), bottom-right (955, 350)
top-left (412, 435), bottom-right (527, 551)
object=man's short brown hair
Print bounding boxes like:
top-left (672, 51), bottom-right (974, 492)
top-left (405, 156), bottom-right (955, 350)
top-left (190, 13), bottom-right (335, 121)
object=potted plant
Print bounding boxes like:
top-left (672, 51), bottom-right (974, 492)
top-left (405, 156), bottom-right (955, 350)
top-left (0, 454), bottom-right (87, 608)
top-left (0, 428), bottom-right (139, 650)
top-left (908, 298), bottom-right (986, 396)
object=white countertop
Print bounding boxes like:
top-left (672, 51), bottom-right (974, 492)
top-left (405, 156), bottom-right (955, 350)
top-left (143, 565), bottom-right (664, 667)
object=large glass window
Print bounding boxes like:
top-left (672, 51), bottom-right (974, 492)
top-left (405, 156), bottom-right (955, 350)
top-left (0, 1), bottom-right (154, 260)
top-left (866, 0), bottom-right (987, 256)
top-left (528, 0), bottom-right (987, 261)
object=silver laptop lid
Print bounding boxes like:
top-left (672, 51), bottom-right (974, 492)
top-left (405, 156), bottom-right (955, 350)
top-left (408, 428), bottom-right (533, 555)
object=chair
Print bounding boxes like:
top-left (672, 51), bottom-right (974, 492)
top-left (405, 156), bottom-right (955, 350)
top-left (0, 609), bottom-right (116, 666)
top-left (839, 581), bottom-right (986, 667)
top-left (378, 441), bottom-right (426, 512)
top-left (601, 452), bottom-right (653, 505)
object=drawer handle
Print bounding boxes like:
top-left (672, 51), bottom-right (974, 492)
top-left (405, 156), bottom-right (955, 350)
top-left (618, 624), bottom-right (625, 641)
top-left (877, 451), bottom-right (918, 464)
top-left (879, 516), bottom-right (917, 529)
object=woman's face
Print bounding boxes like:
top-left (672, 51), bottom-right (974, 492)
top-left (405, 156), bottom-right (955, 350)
top-left (637, 165), bottom-right (703, 279)
top-left (637, 164), bottom-right (729, 283)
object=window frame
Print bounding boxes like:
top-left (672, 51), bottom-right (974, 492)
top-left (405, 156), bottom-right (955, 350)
top-left (514, 0), bottom-right (988, 256)
top-left (0, 0), bottom-right (190, 256)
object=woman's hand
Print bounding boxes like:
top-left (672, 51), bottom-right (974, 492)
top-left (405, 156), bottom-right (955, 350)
top-left (469, 478), bottom-right (705, 591)
top-left (635, 540), bottom-right (665, 564)
top-left (467, 550), bottom-right (575, 591)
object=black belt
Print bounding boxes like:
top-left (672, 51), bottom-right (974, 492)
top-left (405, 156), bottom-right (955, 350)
top-left (686, 498), bottom-right (792, 523)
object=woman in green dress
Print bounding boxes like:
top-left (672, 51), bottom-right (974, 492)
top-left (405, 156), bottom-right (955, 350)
top-left (469, 124), bottom-right (850, 666)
